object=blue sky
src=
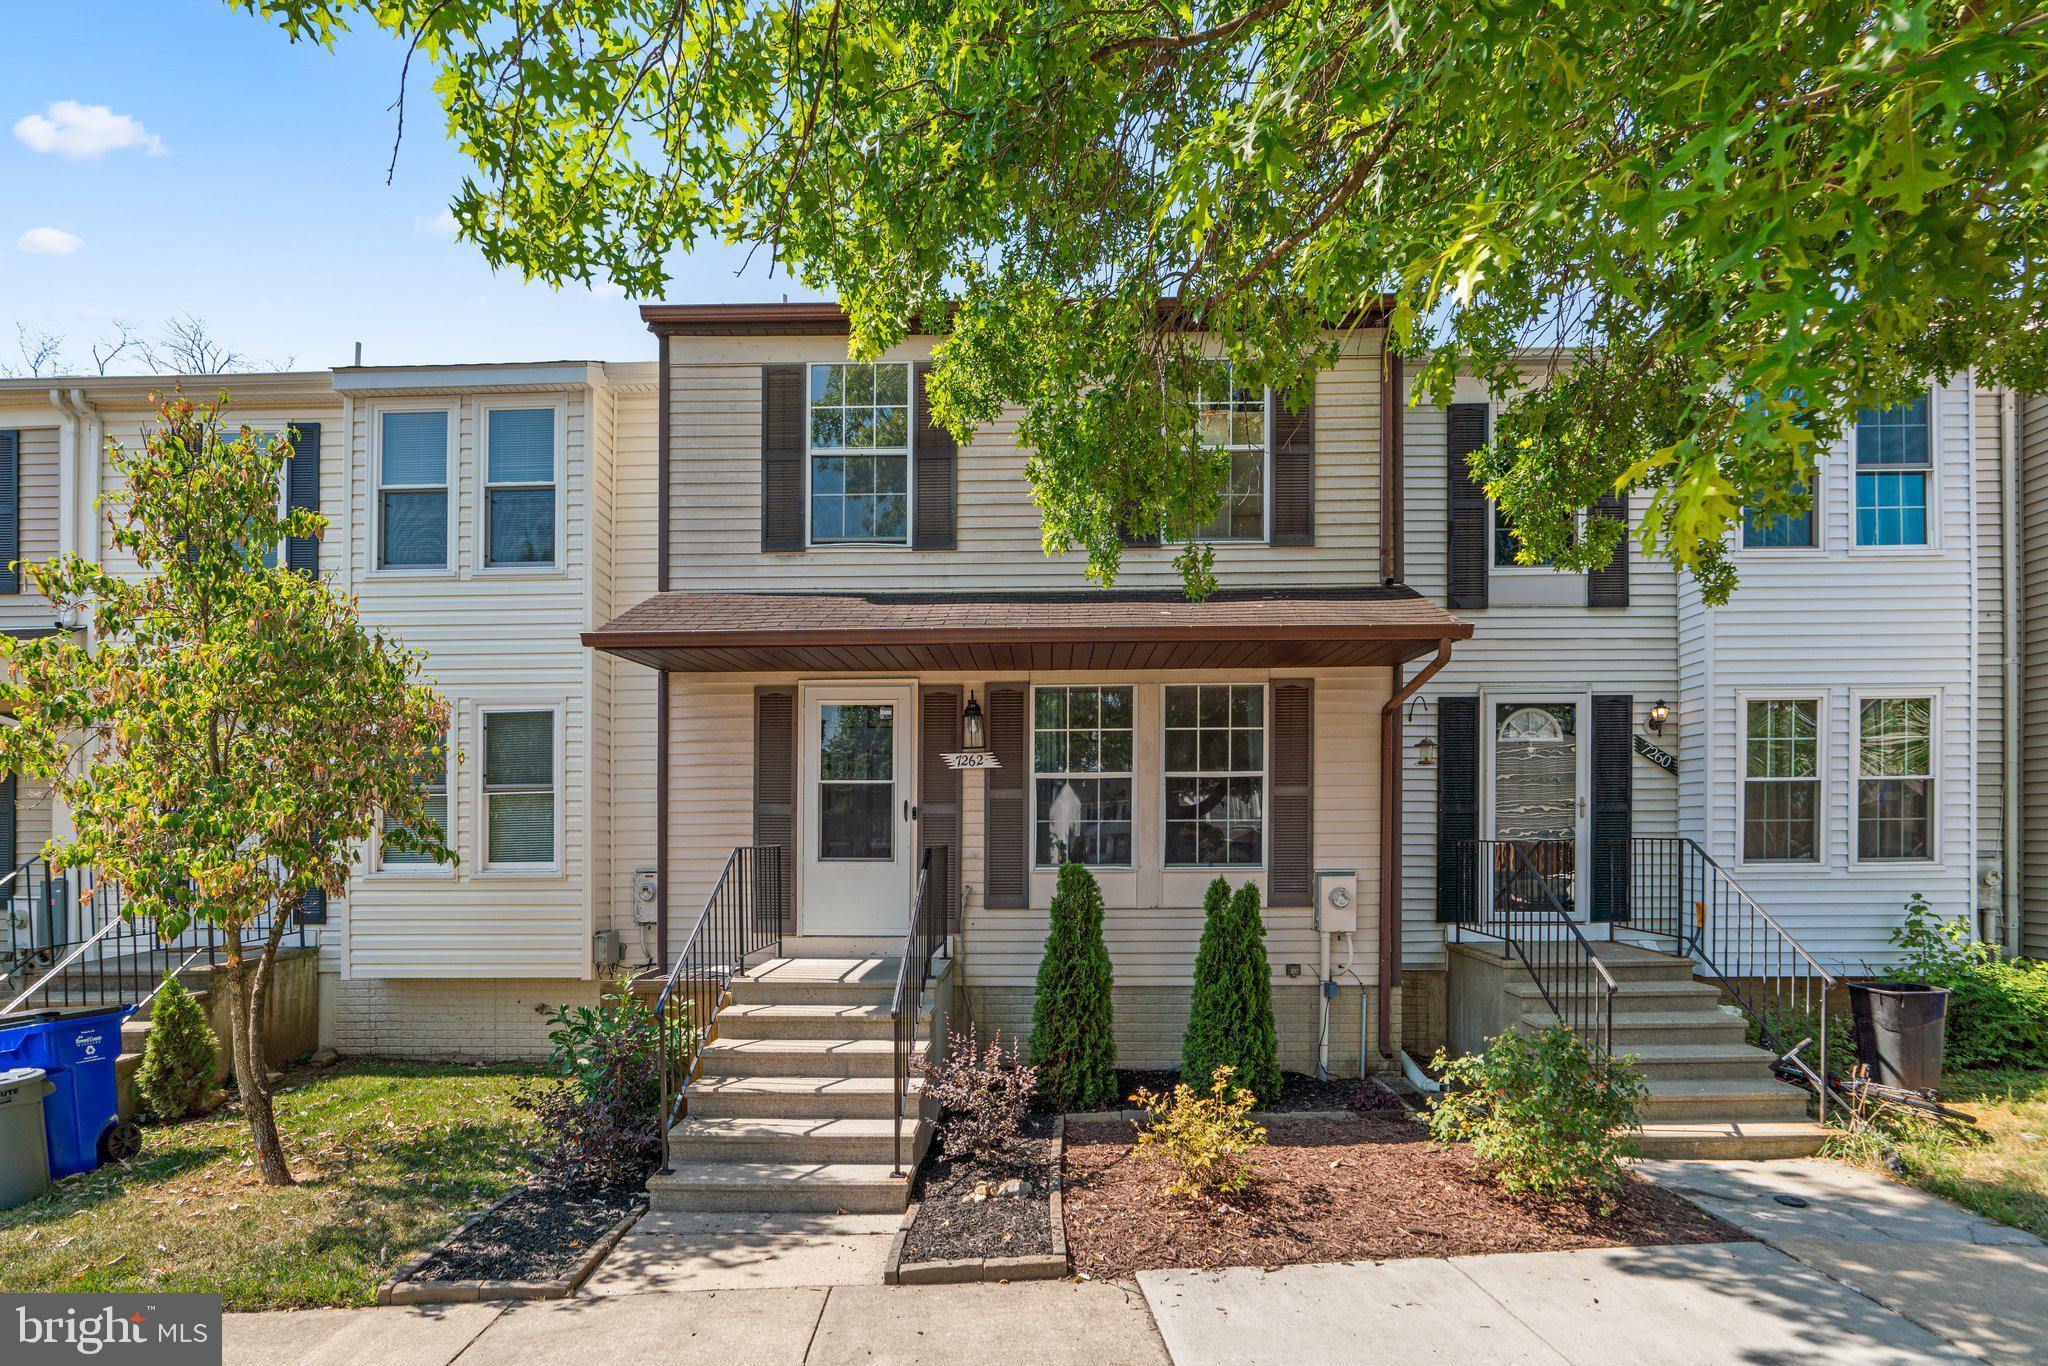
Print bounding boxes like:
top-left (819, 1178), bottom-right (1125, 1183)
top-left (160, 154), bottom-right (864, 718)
top-left (1, 1), bottom-right (819, 373)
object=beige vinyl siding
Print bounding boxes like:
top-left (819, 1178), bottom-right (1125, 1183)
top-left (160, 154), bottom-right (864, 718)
top-left (2022, 392), bottom-right (2048, 958)
top-left (662, 668), bottom-right (1387, 987)
top-left (0, 426), bottom-right (63, 634)
top-left (663, 331), bottom-right (1385, 592)
top-left (1397, 380), bottom-right (1681, 971)
top-left (13, 777), bottom-right (54, 867)
top-left (596, 380), bottom-right (662, 957)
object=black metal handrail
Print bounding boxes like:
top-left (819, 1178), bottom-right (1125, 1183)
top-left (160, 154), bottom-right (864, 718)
top-left (653, 844), bottom-right (786, 1174)
top-left (0, 859), bottom-right (311, 1019)
top-left (0, 856), bottom-right (73, 997)
top-left (891, 846), bottom-right (945, 1177)
top-left (1626, 836), bottom-right (1837, 1119)
top-left (1449, 838), bottom-right (1619, 1054)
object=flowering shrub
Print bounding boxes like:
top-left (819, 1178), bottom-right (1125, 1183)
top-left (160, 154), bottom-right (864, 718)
top-left (1131, 1065), bottom-right (1268, 1200)
top-left (918, 1024), bottom-right (1038, 1162)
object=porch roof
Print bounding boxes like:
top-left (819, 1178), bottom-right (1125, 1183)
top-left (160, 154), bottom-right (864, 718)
top-left (583, 587), bottom-right (1470, 674)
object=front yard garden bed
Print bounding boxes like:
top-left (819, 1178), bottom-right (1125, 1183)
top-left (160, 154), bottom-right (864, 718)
top-left (381, 1183), bottom-right (645, 1303)
top-left (1055, 1069), bottom-right (1403, 1119)
top-left (891, 1114), bottom-right (1065, 1283)
top-left (1062, 1115), bottom-right (1745, 1279)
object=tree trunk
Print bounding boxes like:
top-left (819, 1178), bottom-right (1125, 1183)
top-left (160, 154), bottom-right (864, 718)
top-left (223, 935), bottom-right (294, 1185)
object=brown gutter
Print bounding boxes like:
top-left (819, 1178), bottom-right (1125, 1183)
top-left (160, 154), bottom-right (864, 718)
top-left (654, 330), bottom-right (671, 966)
top-left (1378, 637), bottom-right (1456, 1057)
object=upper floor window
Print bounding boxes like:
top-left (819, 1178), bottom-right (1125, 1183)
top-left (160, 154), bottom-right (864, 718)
top-left (1742, 478), bottom-right (1815, 550)
top-left (1855, 395), bottom-right (1931, 546)
top-left (1190, 361), bottom-right (1266, 541)
top-left (379, 410), bottom-right (449, 569)
top-left (1033, 686), bottom-right (1134, 868)
top-left (1164, 684), bottom-right (1264, 866)
top-left (1857, 697), bottom-right (1933, 861)
top-left (486, 408), bottom-right (557, 567)
top-left (809, 362), bottom-right (910, 545)
top-left (1742, 699), bottom-right (1819, 862)
top-left (484, 709), bottom-right (556, 867)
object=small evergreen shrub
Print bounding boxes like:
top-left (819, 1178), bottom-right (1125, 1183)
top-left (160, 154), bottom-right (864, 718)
top-left (917, 1024), bottom-right (1038, 1163)
top-left (1181, 877), bottom-right (1281, 1104)
top-left (1429, 1024), bottom-right (1647, 1207)
top-left (1030, 861), bottom-right (1118, 1110)
top-left (516, 974), bottom-right (668, 1187)
top-left (1132, 1065), bottom-right (1268, 1200)
top-left (1889, 894), bottom-right (2048, 1070)
top-left (135, 975), bottom-right (219, 1122)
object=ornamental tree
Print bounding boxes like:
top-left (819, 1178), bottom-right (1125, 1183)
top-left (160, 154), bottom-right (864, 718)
top-left (0, 395), bottom-right (453, 1184)
top-left (242, 1), bottom-right (2048, 601)
top-left (1182, 878), bottom-right (1280, 1105)
top-left (1030, 861), bottom-right (1118, 1110)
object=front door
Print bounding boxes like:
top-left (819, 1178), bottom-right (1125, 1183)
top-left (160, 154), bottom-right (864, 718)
top-left (1485, 697), bottom-right (1587, 919)
top-left (799, 682), bottom-right (918, 937)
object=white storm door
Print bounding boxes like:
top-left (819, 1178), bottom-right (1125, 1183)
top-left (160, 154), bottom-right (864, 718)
top-left (799, 682), bottom-right (917, 937)
top-left (1484, 697), bottom-right (1589, 920)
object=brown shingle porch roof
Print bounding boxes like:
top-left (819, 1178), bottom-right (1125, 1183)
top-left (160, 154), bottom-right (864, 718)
top-left (583, 587), bottom-right (1470, 674)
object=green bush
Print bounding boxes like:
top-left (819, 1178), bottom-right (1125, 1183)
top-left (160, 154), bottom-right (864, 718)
top-left (1429, 1024), bottom-right (1648, 1207)
top-left (135, 975), bottom-right (219, 1122)
top-left (1030, 861), bottom-right (1118, 1110)
top-left (1181, 877), bottom-right (1280, 1105)
top-left (1889, 894), bottom-right (2048, 1069)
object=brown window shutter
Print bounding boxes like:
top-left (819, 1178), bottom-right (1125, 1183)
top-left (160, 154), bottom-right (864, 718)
top-left (761, 364), bottom-right (806, 551)
top-left (284, 421), bottom-right (322, 578)
top-left (1589, 695), bottom-right (1633, 921)
top-left (1268, 679), bottom-right (1315, 906)
top-left (1269, 385), bottom-right (1314, 546)
top-left (919, 685), bottom-right (964, 933)
top-left (1585, 495), bottom-right (1629, 607)
top-left (1446, 404), bottom-right (1489, 609)
top-left (982, 682), bottom-right (1029, 909)
top-left (1435, 696), bottom-right (1479, 922)
top-left (753, 686), bottom-right (798, 933)
top-left (912, 362), bottom-right (957, 550)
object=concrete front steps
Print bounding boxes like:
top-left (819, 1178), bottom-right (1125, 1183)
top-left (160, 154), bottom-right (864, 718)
top-left (1476, 941), bottom-right (1829, 1160)
top-left (648, 957), bottom-right (933, 1215)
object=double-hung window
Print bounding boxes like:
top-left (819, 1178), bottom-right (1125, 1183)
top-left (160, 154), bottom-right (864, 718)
top-left (1164, 684), bottom-right (1264, 866)
top-left (1857, 697), bottom-right (1933, 861)
top-left (484, 710), bottom-right (556, 867)
top-left (1190, 362), bottom-right (1267, 541)
top-left (1032, 686), bottom-right (1134, 867)
top-left (379, 410), bottom-right (449, 569)
top-left (1742, 700), bottom-right (1820, 862)
top-left (1855, 396), bottom-right (1931, 546)
top-left (383, 736), bottom-right (449, 868)
top-left (486, 408), bottom-right (556, 566)
top-left (809, 362), bottom-right (910, 545)
top-left (1742, 478), bottom-right (1816, 549)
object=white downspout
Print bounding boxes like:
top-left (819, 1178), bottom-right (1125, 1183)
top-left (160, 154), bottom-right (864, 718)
top-left (2002, 387), bottom-right (2024, 957)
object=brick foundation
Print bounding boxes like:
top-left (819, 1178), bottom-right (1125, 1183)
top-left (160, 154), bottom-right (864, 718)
top-left (319, 975), bottom-right (600, 1060)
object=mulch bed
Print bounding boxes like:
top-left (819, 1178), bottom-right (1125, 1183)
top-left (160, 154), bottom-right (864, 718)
top-left (1057, 1070), bottom-right (1404, 1115)
top-left (901, 1114), bottom-right (1059, 1264)
top-left (1062, 1116), bottom-right (1747, 1279)
top-left (409, 1182), bottom-right (645, 1285)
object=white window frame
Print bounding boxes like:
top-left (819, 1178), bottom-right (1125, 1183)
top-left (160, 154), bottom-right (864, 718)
top-left (1735, 693), bottom-right (1826, 868)
top-left (1161, 682), bottom-right (1269, 870)
top-left (374, 728), bottom-right (456, 877)
top-left (1182, 360), bottom-right (1271, 546)
top-left (480, 403), bottom-right (564, 572)
top-left (373, 404), bottom-right (456, 575)
top-left (1850, 690), bottom-right (1940, 868)
top-left (476, 703), bottom-right (565, 875)
top-left (1737, 469), bottom-right (1825, 556)
top-left (1030, 683), bottom-right (1138, 870)
top-left (803, 360), bottom-right (914, 550)
top-left (1849, 387), bottom-right (1940, 555)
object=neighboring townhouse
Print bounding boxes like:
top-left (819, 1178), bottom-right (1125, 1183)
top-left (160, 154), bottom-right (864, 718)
top-left (3, 307), bottom-right (2043, 1135)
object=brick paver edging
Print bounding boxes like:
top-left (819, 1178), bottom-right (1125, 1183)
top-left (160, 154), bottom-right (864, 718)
top-left (885, 1117), bottom-right (1068, 1285)
top-left (376, 1191), bottom-right (648, 1305)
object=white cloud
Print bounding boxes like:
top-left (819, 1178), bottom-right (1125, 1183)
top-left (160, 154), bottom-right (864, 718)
top-left (586, 280), bottom-right (627, 301)
top-left (17, 227), bottom-right (82, 256)
top-left (417, 208), bottom-right (460, 237)
top-left (13, 101), bottom-right (165, 159)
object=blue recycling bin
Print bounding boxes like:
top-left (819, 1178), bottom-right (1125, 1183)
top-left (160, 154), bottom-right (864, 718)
top-left (0, 1006), bottom-right (137, 1179)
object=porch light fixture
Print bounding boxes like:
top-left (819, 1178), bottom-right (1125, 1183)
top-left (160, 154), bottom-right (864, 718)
top-left (1413, 735), bottom-right (1438, 767)
top-left (1648, 699), bottom-right (1670, 736)
top-left (961, 691), bottom-right (986, 751)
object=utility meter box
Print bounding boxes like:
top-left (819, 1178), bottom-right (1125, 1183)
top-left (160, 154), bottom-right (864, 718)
top-left (633, 868), bottom-right (659, 925)
top-left (1315, 869), bottom-right (1358, 936)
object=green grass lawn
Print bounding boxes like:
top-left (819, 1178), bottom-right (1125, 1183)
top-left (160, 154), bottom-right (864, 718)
top-left (1838, 1067), bottom-right (2048, 1241)
top-left (0, 1059), bottom-right (542, 1310)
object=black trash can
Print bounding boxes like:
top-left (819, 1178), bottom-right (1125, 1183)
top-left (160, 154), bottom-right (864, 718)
top-left (1848, 981), bottom-right (1950, 1093)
